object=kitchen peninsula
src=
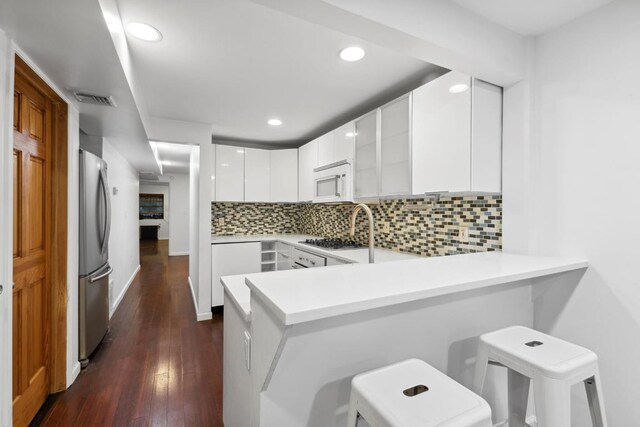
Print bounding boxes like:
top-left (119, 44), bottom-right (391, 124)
top-left (222, 251), bottom-right (588, 427)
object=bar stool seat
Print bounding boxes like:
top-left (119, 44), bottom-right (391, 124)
top-left (347, 359), bottom-right (492, 427)
top-left (473, 325), bottom-right (607, 427)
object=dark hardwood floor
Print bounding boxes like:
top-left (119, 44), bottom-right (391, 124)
top-left (32, 240), bottom-right (223, 427)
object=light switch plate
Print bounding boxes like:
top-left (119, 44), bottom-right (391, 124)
top-left (382, 222), bottom-right (390, 233)
top-left (218, 217), bottom-right (225, 226)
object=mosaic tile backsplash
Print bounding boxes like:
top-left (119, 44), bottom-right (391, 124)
top-left (211, 195), bottom-right (502, 257)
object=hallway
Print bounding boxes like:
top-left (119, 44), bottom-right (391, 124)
top-left (32, 241), bottom-right (224, 426)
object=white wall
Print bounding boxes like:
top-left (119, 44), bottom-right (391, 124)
top-left (103, 138), bottom-right (141, 318)
top-left (189, 147), bottom-right (200, 306)
top-left (139, 183), bottom-right (169, 240)
top-left (0, 28), bottom-right (15, 427)
top-left (149, 117), bottom-right (213, 321)
top-left (168, 173), bottom-right (190, 256)
top-left (504, 1), bottom-right (640, 424)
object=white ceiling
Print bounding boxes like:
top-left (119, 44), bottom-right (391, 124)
top-left (153, 141), bottom-right (193, 175)
top-left (450, 0), bottom-right (614, 36)
top-left (116, 0), bottom-right (444, 146)
top-left (0, 0), bottom-right (159, 173)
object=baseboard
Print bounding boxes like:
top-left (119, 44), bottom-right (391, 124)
top-left (169, 251), bottom-right (189, 256)
top-left (67, 361), bottom-right (81, 387)
top-left (110, 265), bottom-right (141, 318)
top-left (188, 276), bottom-right (213, 321)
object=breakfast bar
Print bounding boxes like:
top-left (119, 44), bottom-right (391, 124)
top-left (222, 252), bottom-right (588, 427)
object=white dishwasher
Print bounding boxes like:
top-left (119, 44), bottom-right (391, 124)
top-left (292, 247), bottom-right (327, 269)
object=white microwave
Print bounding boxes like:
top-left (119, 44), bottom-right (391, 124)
top-left (312, 160), bottom-right (353, 203)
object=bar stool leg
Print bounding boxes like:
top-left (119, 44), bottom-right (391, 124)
top-left (473, 343), bottom-right (490, 395)
top-left (507, 369), bottom-right (530, 427)
top-left (584, 370), bottom-right (608, 427)
top-left (533, 377), bottom-right (571, 427)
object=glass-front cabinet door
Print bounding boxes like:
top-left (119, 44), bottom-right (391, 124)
top-left (354, 111), bottom-right (378, 198)
top-left (380, 94), bottom-right (411, 196)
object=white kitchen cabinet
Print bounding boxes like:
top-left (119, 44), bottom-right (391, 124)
top-left (244, 148), bottom-right (271, 202)
top-left (211, 242), bottom-right (261, 307)
top-left (298, 139), bottom-right (318, 202)
top-left (317, 132), bottom-right (334, 167)
top-left (471, 79), bottom-right (502, 192)
top-left (215, 144), bottom-right (245, 201)
top-left (380, 95), bottom-right (411, 196)
top-left (270, 149), bottom-right (298, 202)
top-left (276, 242), bottom-right (294, 270)
top-left (211, 144), bottom-right (216, 201)
top-left (333, 121), bottom-right (356, 162)
top-left (354, 111), bottom-right (378, 199)
top-left (412, 71), bottom-right (502, 193)
top-left (412, 70), bottom-right (472, 193)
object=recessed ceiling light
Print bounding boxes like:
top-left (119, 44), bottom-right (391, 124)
top-left (126, 22), bottom-right (162, 42)
top-left (339, 46), bottom-right (365, 62)
top-left (449, 84), bottom-right (469, 94)
top-left (268, 119), bottom-right (282, 126)
top-left (236, 149), bottom-right (245, 154)
top-left (346, 132), bottom-right (355, 138)
top-left (162, 160), bottom-right (171, 165)
top-left (221, 163), bottom-right (229, 167)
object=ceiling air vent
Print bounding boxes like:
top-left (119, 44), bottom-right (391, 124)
top-left (70, 90), bottom-right (117, 107)
top-left (139, 172), bottom-right (159, 181)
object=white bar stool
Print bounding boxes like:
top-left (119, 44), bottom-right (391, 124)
top-left (347, 359), bottom-right (492, 427)
top-left (473, 326), bottom-right (607, 427)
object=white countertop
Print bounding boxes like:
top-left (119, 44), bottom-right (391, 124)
top-left (244, 252), bottom-right (588, 325)
top-left (219, 234), bottom-right (422, 320)
top-left (212, 233), bottom-right (422, 264)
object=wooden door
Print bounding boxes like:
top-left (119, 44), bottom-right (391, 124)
top-left (12, 68), bottom-right (52, 427)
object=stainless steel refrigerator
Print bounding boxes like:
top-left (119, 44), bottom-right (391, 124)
top-left (78, 149), bottom-right (112, 367)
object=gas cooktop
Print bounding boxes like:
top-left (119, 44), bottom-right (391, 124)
top-left (300, 238), bottom-right (365, 250)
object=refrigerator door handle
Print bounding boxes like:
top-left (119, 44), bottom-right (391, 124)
top-left (89, 265), bottom-right (113, 283)
top-left (98, 167), bottom-right (111, 255)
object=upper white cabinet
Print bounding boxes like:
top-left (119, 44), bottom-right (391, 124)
top-left (317, 132), bottom-right (334, 167)
top-left (215, 144), bottom-right (245, 201)
top-left (213, 145), bottom-right (298, 203)
top-left (270, 149), bottom-right (298, 203)
top-left (354, 112), bottom-right (378, 199)
top-left (298, 139), bottom-right (318, 202)
top-left (412, 71), bottom-right (502, 193)
top-left (317, 121), bottom-right (356, 168)
top-left (470, 80), bottom-right (502, 192)
top-left (412, 71), bottom-right (472, 193)
top-left (333, 121), bottom-right (356, 162)
top-left (380, 95), bottom-right (411, 196)
top-left (244, 148), bottom-right (270, 202)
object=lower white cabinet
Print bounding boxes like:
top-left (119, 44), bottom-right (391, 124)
top-left (270, 149), bottom-right (298, 202)
top-left (211, 242), bottom-right (261, 307)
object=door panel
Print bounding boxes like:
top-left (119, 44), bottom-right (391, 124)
top-left (13, 69), bottom-right (51, 427)
top-left (13, 151), bottom-right (21, 258)
top-left (27, 156), bottom-right (45, 252)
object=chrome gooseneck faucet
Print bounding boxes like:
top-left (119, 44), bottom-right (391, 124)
top-left (349, 203), bottom-right (375, 263)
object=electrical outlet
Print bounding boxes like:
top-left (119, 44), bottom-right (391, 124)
top-left (382, 222), bottom-right (390, 233)
top-left (458, 226), bottom-right (469, 243)
top-left (218, 217), bottom-right (225, 226)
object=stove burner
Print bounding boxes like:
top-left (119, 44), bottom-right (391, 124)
top-left (301, 238), bottom-right (364, 250)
